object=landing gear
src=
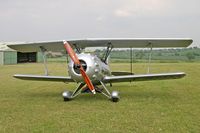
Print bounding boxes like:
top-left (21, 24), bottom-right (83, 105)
top-left (62, 83), bottom-right (85, 102)
top-left (62, 91), bottom-right (73, 101)
top-left (62, 82), bottom-right (120, 102)
top-left (111, 91), bottom-right (120, 102)
top-left (100, 81), bottom-right (120, 102)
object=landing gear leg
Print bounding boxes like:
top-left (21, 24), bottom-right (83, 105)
top-left (62, 83), bottom-right (85, 101)
top-left (99, 81), bottom-right (120, 102)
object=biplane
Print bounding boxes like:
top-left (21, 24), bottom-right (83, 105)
top-left (7, 38), bottom-right (192, 102)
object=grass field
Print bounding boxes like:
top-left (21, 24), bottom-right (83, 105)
top-left (0, 63), bottom-right (200, 132)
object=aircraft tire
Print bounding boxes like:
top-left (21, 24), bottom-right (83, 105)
top-left (111, 91), bottom-right (120, 102)
top-left (64, 97), bottom-right (71, 101)
top-left (62, 91), bottom-right (72, 102)
top-left (111, 97), bottom-right (119, 102)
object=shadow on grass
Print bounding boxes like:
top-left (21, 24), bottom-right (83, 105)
top-left (71, 93), bottom-right (108, 102)
top-left (22, 86), bottom-right (178, 103)
top-left (23, 91), bottom-right (108, 102)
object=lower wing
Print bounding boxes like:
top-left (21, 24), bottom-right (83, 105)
top-left (14, 72), bottom-right (185, 83)
top-left (14, 74), bottom-right (74, 83)
top-left (103, 72), bottom-right (185, 83)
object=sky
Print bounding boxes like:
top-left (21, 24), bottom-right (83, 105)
top-left (0, 0), bottom-right (199, 47)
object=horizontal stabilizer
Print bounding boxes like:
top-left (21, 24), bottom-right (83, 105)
top-left (103, 72), bottom-right (185, 83)
top-left (14, 74), bottom-right (74, 82)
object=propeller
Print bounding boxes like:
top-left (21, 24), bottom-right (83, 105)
top-left (63, 40), bottom-right (96, 94)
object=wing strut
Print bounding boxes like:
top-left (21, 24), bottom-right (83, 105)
top-left (147, 42), bottom-right (153, 74)
top-left (40, 46), bottom-right (49, 76)
top-left (130, 47), bottom-right (133, 74)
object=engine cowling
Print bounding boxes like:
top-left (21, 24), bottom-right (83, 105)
top-left (68, 53), bottom-right (111, 83)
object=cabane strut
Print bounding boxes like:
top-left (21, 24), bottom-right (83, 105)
top-left (102, 42), bottom-right (113, 63)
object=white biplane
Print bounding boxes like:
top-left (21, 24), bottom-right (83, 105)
top-left (7, 38), bottom-right (192, 102)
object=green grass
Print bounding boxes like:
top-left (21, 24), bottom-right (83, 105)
top-left (0, 63), bottom-right (200, 132)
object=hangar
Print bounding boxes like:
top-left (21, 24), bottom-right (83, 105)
top-left (0, 43), bottom-right (43, 65)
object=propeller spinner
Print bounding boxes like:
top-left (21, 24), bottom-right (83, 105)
top-left (63, 41), bottom-right (96, 94)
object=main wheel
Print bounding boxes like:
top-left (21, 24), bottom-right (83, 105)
top-left (111, 91), bottom-right (120, 102)
top-left (62, 91), bottom-right (73, 101)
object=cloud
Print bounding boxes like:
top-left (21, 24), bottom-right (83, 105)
top-left (114, 9), bottom-right (132, 17)
top-left (0, 0), bottom-right (199, 47)
top-left (96, 16), bottom-right (105, 22)
top-left (113, 0), bottom-right (171, 18)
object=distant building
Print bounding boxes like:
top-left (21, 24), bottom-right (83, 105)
top-left (0, 43), bottom-right (43, 65)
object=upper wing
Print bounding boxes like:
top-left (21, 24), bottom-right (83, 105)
top-left (103, 72), bottom-right (185, 83)
top-left (14, 74), bottom-right (75, 82)
top-left (7, 38), bottom-right (192, 52)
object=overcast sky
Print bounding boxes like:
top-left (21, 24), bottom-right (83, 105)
top-left (0, 0), bottom-right (199, 47)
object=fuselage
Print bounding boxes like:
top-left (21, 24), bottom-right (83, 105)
top-left (68, 53), bottom-right (111, 83)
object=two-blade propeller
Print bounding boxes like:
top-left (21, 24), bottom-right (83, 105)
top-left (63, 41), bottom-right (96, 94)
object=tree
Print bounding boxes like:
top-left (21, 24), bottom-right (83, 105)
top-left (186, 52), bottom-right (195, 61)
